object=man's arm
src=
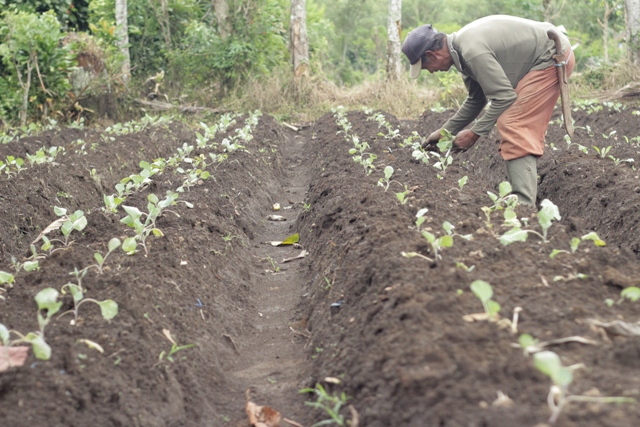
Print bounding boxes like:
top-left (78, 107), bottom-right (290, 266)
top-left (442, 76), bottom-right (487, 135)
top-left (466, 54), bottom-right (517, 136)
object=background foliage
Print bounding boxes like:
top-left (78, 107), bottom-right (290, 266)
top-left (0, 0), bottom-right (637, 125)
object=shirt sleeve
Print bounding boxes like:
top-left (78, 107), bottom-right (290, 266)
top-left (442, 75), bottom-right (487, 135)
top-left (465, 53), bottom-right (517, 136)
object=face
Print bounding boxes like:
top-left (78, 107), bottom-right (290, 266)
top-left (422, 51), bottom-right (453, 73)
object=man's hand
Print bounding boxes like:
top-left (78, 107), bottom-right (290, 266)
top-left (422, 129), bottom-right (442, 151)
top-left (452, 129), bottom-right (480, 152)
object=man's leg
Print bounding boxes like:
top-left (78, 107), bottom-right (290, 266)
top-left (497, 50), bottom-right (575, 205)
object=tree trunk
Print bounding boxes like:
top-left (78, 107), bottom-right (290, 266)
top-left (627, 0), bottom-right (640, 64)
top-left (290, 0), bottom-right (309, 77)
top-left (213, 0), bottom-right (231, 39)
top-left (115, 0), bottom-right (131, 84)
top-left (386, 0), bottom-right (402, 80)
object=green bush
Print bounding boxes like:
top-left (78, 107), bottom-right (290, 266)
top-left (0, 10), bottom-right (75, 124)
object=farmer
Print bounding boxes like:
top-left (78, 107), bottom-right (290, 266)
top-left (401, 15), bottom-right (574, 206)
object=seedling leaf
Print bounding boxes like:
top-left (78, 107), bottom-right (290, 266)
top-left (0, 271), bottom-right (15, 285)
top-left (470, 280), bottom-right (493, 302)
top-left (97, 300), bottom-right (118, 320)
top-left (621, 287), bottom-right (640, 302)
top-left (122, 237), bottom-right (137, 254)
top-left (519, 334), bottom-right (538, 350)
top-left (487, 300), bottom-right (501, 316)
top-left (54, 206), bottom-right (67, 216)
top-left (533, 350), bottom-right (573, 388)
top-left (581, 232), bottom-right (606, 247)
top-left (35, 288), bottom-right (62, 316)
top-left (94, 253), bottom-right (104, 265)
top-left (500, 227), bottom-right (529, 245)
top-left (25, 332), bottom-right (51, 360)
top-left (458, 175), bottom-right (468, 190)
top-left (439, 235), bottom-right (454, 248)
top-left (499, 181), bottom-right (512, 198)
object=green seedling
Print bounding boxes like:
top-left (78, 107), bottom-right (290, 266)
top-left (159, 342), bottom-right (196, 363)
top-left (10, 255), bottom-right (39, 274)
top-left (377, 166), bottom-right (395, 192)
top-left (518, 333), bottom-right (540, 355)
top-left (103, 194), bottom-right (125, 213)
top-left (415, 208), bottom-right (428, 232)
top-left (549, 237), bottom-right (581, 258)
top-left (442, 221), bottom-right (473, 241)
top-left (299, 383), bottom-right (350, 427)
top-left (176, 168), bottom-right (210, 192)
top-left (581, 231), bottom-right (606, 247)
top-left (92, 238), bottom-right (122, 274)
top-left (500, 199), bottom-right (561, 245)
top-left (422, 225), bottom-right (454, 261)
top-left (0, 271), bottom-right (15, 288)
top-left (60, 279), bottom-right (118, 325)
top-left (432, 130), bottom-right (455, 174)
top-left (470, 280), bottom-right (501, 319)
top-left (458, 175), bottom-right (468, 191)
top-left (395, 185), bottom-right (410, 205)
top-left (618, 286), bottom-right (640, 303)
top-left (534, 350), bottom-right (634, 424)
top-left (120, 192), bottom-right (177, 255)
top-left (369, 112), bottom-right (399, 139)
top-left (593, 145), bottom-right (612, 158)
top-left (348, 135), bottom-right (377, 175)
top-left (303, 203), bottom-right (311, 212)
top-left (53, 207), bottom-right (88, 246)
top-left (1, 288), bottom-right (62, 360)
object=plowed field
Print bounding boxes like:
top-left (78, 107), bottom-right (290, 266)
top-left (1, 105), bottom-right (640, 427)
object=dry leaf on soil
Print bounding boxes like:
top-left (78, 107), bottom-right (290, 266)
top-left (0, 346), bottom-right (29, 372)
top-left (246, 400), bottom-right (281, 427)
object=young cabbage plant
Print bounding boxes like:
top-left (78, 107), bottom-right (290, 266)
top-left (415, 208), bottom-right (428, 232)
top-left (395, 185), bottom-right (410, 205)
top-left (500, 199), bottom-right (561, 245)
top-left (458, 175), bottom-right (468, 191)
top-left (348, 135), bottom-right (377, 175)
top-left (592, 145), bottom-right (612, 158)
top-left (442, 221), bottom-right (473, 241)
top-left (3, 288), bottom-right (62, 360)
top-left (0, 271), bottom-right (15, 288)
top-left (534, 350), bottom-right (634, 424)
top-left (618, 286), bottom-right (640, 304)
top-left (103, 194), bottom-right (125, 213)
top-left (120, 193), bottom-right (176, 255)
top-left (422, 225), bottom-right (454, 261)
top-left (549, 237), bottom-right (581, 258)
top-left (53, 207), bottom-right (88, 246)
top-left (92, 238), bottom-right (122, 274)
top-left (60, 282), bottom-right (118, 325)
top-left (377, 166), bottom-right (396, 192)
top-left (470, 280), bottom-right (501, 320)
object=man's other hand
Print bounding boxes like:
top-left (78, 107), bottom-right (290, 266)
top-left (422, 129), bottom-right (442, 151)
top-left (452, 129), bottom-right (480, 152)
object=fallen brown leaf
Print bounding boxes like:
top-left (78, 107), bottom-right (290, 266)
top-left (246, 389), bottom-right (281, 427)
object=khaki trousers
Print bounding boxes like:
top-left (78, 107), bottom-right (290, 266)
top-left (497, 50), bottom-right (575, 161)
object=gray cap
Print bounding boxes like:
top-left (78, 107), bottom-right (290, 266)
top-left (402, 24), bottom-right (437, 79)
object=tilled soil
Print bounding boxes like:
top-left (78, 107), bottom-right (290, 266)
top-left (1, 105), bottom-right (640, 427)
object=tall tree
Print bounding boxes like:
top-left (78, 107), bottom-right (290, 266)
top-left (386, 0), bottom-right (402, 80)
top-left (626, 0), bottom-right (640, 63)
top-left (290, 0), bottom-right (310, 77)
top-left (115, 0), bottom-right (131, 84)
top-left (213, 0), bottom-right (231, 39)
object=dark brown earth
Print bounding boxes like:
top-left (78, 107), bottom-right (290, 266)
top-left (1, 104), bottom-right (640, 427)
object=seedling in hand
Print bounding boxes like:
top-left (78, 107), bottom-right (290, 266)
top-left (470, 280), bottom-right (501, 320)
top-left (534, 350), bottom-right (634, 424)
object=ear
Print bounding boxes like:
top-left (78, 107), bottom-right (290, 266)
top-left (425, 50), bottom-right (438, 61)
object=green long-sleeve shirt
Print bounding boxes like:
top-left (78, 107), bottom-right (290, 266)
top-left (442, 15), bottom-right (571, 136)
